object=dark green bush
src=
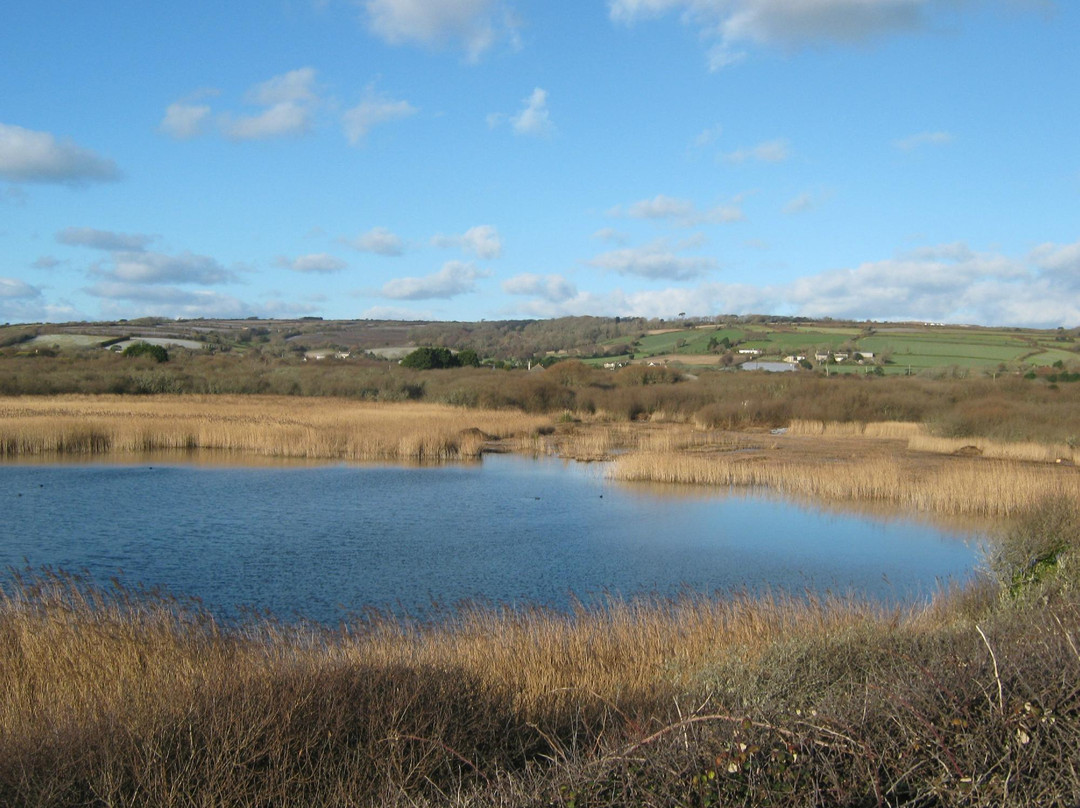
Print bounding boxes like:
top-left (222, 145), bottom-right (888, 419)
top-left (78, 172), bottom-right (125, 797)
top-left (122, 342), bottom-right (169, 363)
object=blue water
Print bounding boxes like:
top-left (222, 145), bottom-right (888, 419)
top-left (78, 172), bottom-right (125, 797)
top-left (0, 454), bottom-right (980, 622)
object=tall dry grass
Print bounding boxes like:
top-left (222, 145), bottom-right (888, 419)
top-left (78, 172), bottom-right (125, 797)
top-left (787, 418), bottom-right (924, 439)
top-left (790, 418), bottom-right (1080, 465)
top-left (908, 433), bottom-right (1080, 465)
top-left (612, 450), bottom-right (1080, 518)
top-left (0, 395), bottom-right (551, 461)
top-left (0, 571), bottom-right (890, 806)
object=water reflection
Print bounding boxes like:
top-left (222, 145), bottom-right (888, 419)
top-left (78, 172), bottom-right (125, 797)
top-left (0, 453), bottom-right (981, 623)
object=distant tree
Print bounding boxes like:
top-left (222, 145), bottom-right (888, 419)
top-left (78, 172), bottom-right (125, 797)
top-left (456, 348), bottom-right (480, 367)
top-left (400, 347), bottom-right (459, 370)
top-left (122, 342), bottom-right (169, 362)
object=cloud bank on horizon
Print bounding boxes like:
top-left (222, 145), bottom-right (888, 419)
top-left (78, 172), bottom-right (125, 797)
top-left (1, 0), bottom-right (1077, 328)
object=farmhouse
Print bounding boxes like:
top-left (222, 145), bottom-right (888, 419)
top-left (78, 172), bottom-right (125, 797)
top-left (741, 361), bottom-right (799, 372)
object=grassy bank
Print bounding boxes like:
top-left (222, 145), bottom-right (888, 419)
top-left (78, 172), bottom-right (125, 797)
top-left (0, 396), bottom-right (550, 461)
top-left (2, 500), bottom-right (1079, 806)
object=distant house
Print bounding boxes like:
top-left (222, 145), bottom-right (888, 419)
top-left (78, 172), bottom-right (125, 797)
top-left (741, 361), bottom-right (798, 372)
top-left (783, 354), bottom-right (806, 363)
top-left (814, 352), bottom-right (829, 363)
top-left (737, 348), bottom-right (762, 356)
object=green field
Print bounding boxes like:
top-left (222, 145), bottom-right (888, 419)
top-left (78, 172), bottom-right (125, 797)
top-left (596, 322), bottom-right (1079, 374)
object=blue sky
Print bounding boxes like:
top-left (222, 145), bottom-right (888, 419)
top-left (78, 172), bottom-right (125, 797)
top-left (1, 0), bottom-right (1077, 327)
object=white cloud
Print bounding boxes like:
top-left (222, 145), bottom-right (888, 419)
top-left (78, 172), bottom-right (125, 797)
top-left (159, 102), bottom-right (212, 139)
top-left (511, 88), bottom-right (554, 137)
top-left (344, 226), bottom-right (405, 256)
top-left (275, 253), bottom-right (348, 274)
top-left (96, 251), bottom-right (237, 285)
top-left (783, 192), bottom-right (815, 214)
top-left (691, 123), bottom-right (724, 150)
top-left (611, 194), bottom-right (744, 225)
top-left (381, 260), bottom-right (489, 299)
top-left (0, 277), bottom-right (40, 299)
top-left (894, 131), bottom-right (953, 151)
top-left (593, 227), bottom-right (630, 244)
top-left (626, 194), bottom-right (695, 220)
top-left (587, 237), bottom-right (717, 280)
top-left (221, 102), bottom-right (312, 141)
top-left (57, 226), bottom-right (156, 252)
top-left (1031, 239), bottom-right (1080, 288)
top-left (246, 67), bottom-right (318, 106)
top-left (86, 283), bottom-right (250, 318)
top-left (433, 225), bottom-right (503, 259)
top-left (501, 273), bottom-right (577, 303)
top-left (220, 68), bottom-right (319, 141)
top-left (0, 123), bottom-right (120, 185)
top-left (610, 0), bottom-right (949, 69)
top-left (724, 138), bottom-right (789, 163)
top-left (363, 0), bottom-right (517, 61)
top-left (343, 88), bottom-right (417, 145)
top-left (359, 304), bottom-right (434, 320)
top-left (778, 243), bottom-right (1052, 324)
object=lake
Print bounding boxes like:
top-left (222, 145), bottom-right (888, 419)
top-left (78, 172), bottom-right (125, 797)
top-left (0, 453), bottom-right (982, 622)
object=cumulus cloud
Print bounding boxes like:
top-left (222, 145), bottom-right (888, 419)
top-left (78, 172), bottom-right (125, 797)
top-left (512, 88), bottom-right (554, 137)
top-left (894, 130), bottom-right (953, 151)
top-left (95, 251), bottom-right (237, 285)
top-left (343, 87), bottom-right (417, 145)
top-left (381, 260), bottom-right (488, 299)
top-left (1031, 239), bottom-right (1080, 288)
top-left (783, 192), bottom-right (816, 214)
top-left (489, 87), bottom-right (555, 137)
top-left (220, 67), bottom-right (319, 140)
top-left (723, 138), bottom-right (789, 163)
top-left (587, 237), bottom-right (717, 281)
top-left (275, 253), bottom-right (348, 274)
top-left (610, 194), bottom-right (744, 226)
top-left (57, 226), bottom-right (157, 252)
top-left (363, 0), bottom-right (518, 60)
top-left (501, 273), bottom-right (577, 303)
top-left (593, 227), bottom-right (630, 245)
top-left (0, 123), bottom-right (120, 185)
top-left (85, 283), bottom-right (249, 318)
top-left (0, 277), bottom-right (41, 299)
top-left (344, 226), bottom-right (405, 256)
top-left (777, 243), bottom-right (1068, 325)
top-left (159, 102), bottom-right (212, 139)
top-left (610, 0), bottom-right (951, 69)
top-left (432, 225), bottom-right (503, 259)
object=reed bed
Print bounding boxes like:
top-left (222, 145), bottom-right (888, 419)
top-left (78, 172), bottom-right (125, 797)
top-left (787, 418), bottom-right (925, 439)
top-left (908, 433), bottom-right (1080, 465)
top-left (0, 570), bottom-right (923, 807)
top-left (0, 395), bottom-right (550, 461)
top-left (611, 450), bottom-right (1080, 518)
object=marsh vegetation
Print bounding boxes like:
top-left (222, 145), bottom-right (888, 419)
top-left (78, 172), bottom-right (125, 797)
top-left (3, 333), bottom-right (1080, 805)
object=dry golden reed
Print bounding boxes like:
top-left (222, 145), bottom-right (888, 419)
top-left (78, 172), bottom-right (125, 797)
top-left (611, 450), bottom-right (1080, 518)
top-left (908, 433), bottom-right (1080, 465)
top-left (787, 419), bottom-right (924, 439)
top-left (0, 395), bottom-right (550, 461)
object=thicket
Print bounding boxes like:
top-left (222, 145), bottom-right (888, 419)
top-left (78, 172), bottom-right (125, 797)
top-left (2, 500), bottom-right (1079, 806)
top-left (2, 351), bottom-right (1080, 442)
top-left (121, 342), bottom-right (169, 362)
